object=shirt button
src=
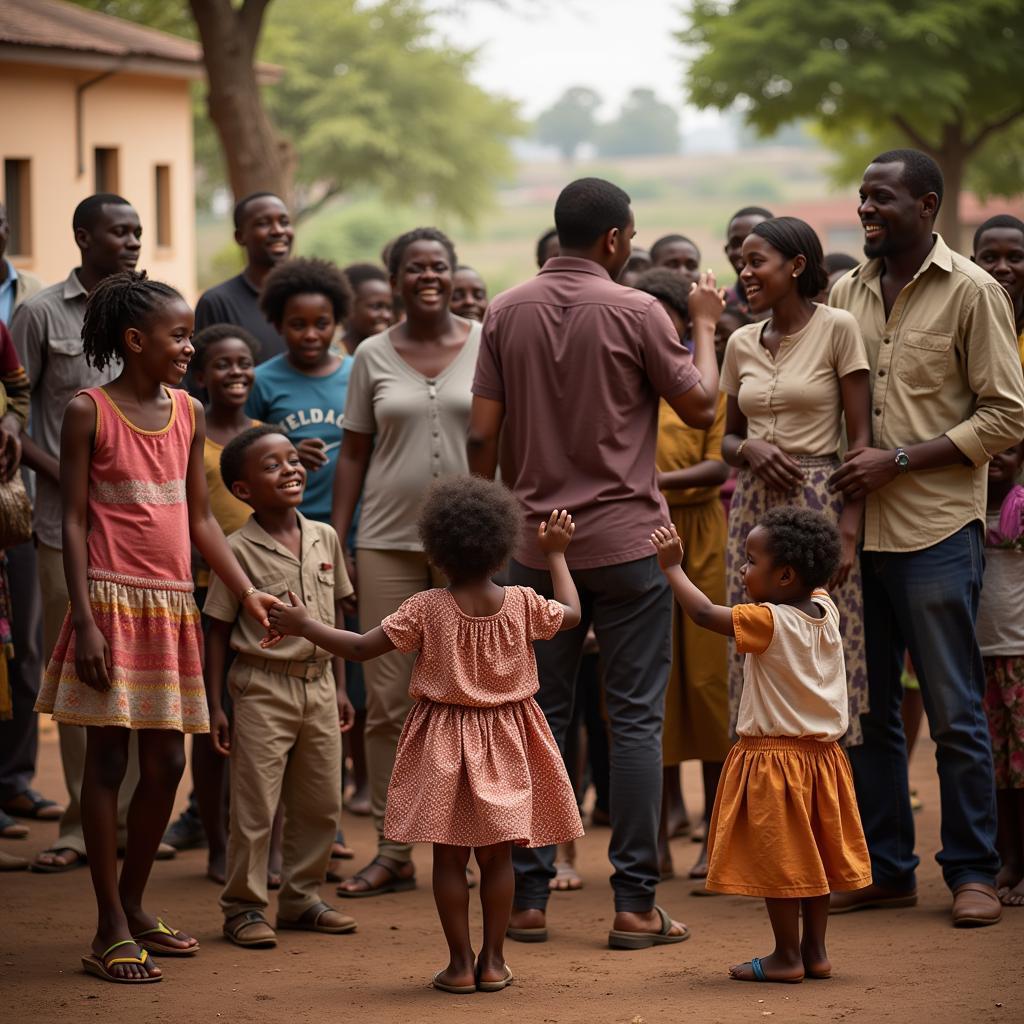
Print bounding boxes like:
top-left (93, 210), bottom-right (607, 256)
top-left (878, 369), bottom-right (886, 377)
top-left (874, 408), bottom-right (882, 416)
top-left (883, 337), bottom-right (891, 344)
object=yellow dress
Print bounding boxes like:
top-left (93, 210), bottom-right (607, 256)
top-left (656, 395), bottom-right (731, 765)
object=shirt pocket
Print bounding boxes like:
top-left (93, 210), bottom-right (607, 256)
top-left (894, 329), bottom-right (953, 392)
top-left (315, 569), bottom-right (337, 620)
top-left (48, 336), bottom-right (88, 394)
top-left (257, 576), bottom-right (292, 602)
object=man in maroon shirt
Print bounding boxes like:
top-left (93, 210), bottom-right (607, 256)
top-left (468, 177), bottom-right (722, 948)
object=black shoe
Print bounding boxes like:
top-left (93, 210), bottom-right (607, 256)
top-left (162, 808), bottom-right (207, 850)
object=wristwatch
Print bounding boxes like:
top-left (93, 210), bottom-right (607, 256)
top-left (894, 447), bottom-right (910, 474)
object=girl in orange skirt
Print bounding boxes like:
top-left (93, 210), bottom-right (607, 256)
top-left (650, 506), bottom-right (871, 983)
top-left (267, 477), bottom-right (584, 995)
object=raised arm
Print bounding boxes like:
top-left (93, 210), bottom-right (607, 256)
top-left (650, 525), bottom-right (735, 637)
top-left (663, 272), bottom-right (724, 429)
top-left (536, 509), bottom-right (581, 630)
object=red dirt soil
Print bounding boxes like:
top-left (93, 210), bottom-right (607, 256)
top-left (1, 726), bottom-right (1020, 1024)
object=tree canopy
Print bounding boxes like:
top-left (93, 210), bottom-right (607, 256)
top-left (596, 89), bottom-right (680, 158)
top-left (534, 86), bottom-right (602, 162)
top-left (72, 0), bottom-right (522, 220)
top-left (680, 0), bottom-right (1024, 245)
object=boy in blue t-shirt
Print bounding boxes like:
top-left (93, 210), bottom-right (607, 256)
top-left (247, 258), bottom-right (353, 524)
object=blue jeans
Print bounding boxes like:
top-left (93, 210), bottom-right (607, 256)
top-left (851, 523), bottom-right (998, 892)
top-left (508, 556), bottom-right (671, 913)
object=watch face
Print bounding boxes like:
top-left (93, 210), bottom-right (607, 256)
top-left (896, 450), bottom-right (910, 469)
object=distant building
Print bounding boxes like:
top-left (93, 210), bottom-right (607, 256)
top-left (0, 0), bottom-right (203, 298)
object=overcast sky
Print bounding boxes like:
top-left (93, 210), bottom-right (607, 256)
top-left (433, 0), bottom-right (692, 120)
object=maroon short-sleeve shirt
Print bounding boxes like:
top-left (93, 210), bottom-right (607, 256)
top-left (472, 256), bottom-right (702, 570)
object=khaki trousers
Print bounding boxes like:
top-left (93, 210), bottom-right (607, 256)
top-left (220, 661), bottom-right (341, 920)
top-left (37, 543), bottom-right (138, 854)
top-left (356, 548), bottom-right (445, 863)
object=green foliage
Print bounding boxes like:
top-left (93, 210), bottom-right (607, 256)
top-left (535, 87), bottom-right (603, 161)
top-left (596, 89), bottom-right (681, 158)
top-left (298, 196), bottom-right (420, 267)
top-left (681, 1), bottom-right (1024, 199)
top-left (71, 0), bottom-right (194, 37)
top-left (259, 0), bottom-right (522, 222)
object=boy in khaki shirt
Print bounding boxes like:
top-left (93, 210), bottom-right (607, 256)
top-left (204, 426), bottom-right (357, 948)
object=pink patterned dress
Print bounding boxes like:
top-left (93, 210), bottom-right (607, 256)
top-left (381, 587), bottom-right (584, 848)
top-left (35, 386), bottom-right (207, 732)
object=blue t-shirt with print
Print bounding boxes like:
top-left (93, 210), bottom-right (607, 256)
top-left (246, 353), bottom-right (351, 523)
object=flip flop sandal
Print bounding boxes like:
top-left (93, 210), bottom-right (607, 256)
top-left (81, 940), bottom-right (161, 984)
top-left (224, 910), bottom-right (277, 948)
top-left (0, 810), bottom-right (29, 839)
top-left (277, 899), bottom-right (357, 934)
top-left (734, 957), bottom-right (804, 984)
top-left (134, 918), bottom-right (199, 956)
top-left (432, 970), bottom-right (476, 995)
top-left (608, 905), bottom-right (690, 950)
top-left (336, 856), bottom-right (416, 899)
top-left (3, 789), bottom-right (62, 821)
top-left (30, 847), bottom-right (87, 874)
top-left (506, 924), bottom-right (548, 942)
top-left (477, 965), bottom-right (514, 992)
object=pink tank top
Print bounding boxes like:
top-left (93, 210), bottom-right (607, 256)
top-left (81, 386), bottom-right (194, 586)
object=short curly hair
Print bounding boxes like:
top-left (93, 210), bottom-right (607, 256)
top-left (417, 475), bottom-right (522, 581)
top-left (259, 257), bottom-right (352, 328)
top-left (634, 267), bottom-right (689, 323)
top-left (220, 424), bottom-right (290, 495)
top-left (757, 506), bottom-right (840, 589)
top-left (192, 322), bottom-right (261, 372)
top-left (387, 227), bottom-right (457, 278)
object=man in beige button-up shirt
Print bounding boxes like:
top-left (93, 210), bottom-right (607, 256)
top-left (829, 150), bottom-right (1024, 928)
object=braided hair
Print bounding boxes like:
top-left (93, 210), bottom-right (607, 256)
top-left (81, 270), bottom-right (183, 371)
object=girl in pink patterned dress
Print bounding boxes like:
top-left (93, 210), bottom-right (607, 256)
top-left (267, 476), bottom-right (584, 995)
top-left (35, 272), bottom-right (277, 986)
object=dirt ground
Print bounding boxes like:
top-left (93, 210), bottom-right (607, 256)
top-left (1, 725), bottom-right (1020, 1024)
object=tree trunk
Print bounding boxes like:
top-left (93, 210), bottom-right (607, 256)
top-left (188, 0), bottom-right (295, 207)
top-left (934, 122), bottom-right (966, 252)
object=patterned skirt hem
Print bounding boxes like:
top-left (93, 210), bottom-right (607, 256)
top-left (383, 823), bottom-right (586, 849)
top-left (36, 707), bottom-right (210, 733)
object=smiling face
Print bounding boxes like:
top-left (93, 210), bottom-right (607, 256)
top-left (395, 240), bottom-right (453, 318)
top-left (739, 233), bottom-right (804, 314)
top-left (347, 279), bottom-right (394, 344)
top-left (280, 292), bottom-right (335, 370)
top-left (858, 161), bottom-right (936, 260)
top-left (78, 202), bottom-right (142, 278)
top-left (128, 296), bottom-right (195, 387)
top-left (232, 432), bottom-right (307, 511)
top-left (973, 227), bottom-right (1024, 309)
top-left (988, 442), bottom-right (1024, 487)
top-left (236, 195), bottom-right (294, 270)
top-left (196, 336), bottom-right (255, 412)
top-left (450, 268), bottom-right (488, 321)
top-left (725, 214), bottom-right (768, 275)
top-left (653, 239), bottom-right (700, 290)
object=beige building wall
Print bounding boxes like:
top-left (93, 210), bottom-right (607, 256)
top-left (0, 61), bottom-right (196, 302)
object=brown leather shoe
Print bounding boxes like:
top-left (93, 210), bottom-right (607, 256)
top-left (951, 882), bottom-right (1001, 928)
top-left (829, 883), bottom-right (917, 914)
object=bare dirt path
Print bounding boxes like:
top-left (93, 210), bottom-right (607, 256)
top-left (1, 726), bottom-right (1020, 1024)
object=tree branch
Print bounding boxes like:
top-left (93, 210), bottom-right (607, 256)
top-left (891, 114), bottom-right (934, 154)
top-left (239, 0), bottom-right (272, 48)
top-left (967, 106), bottom-right (1024, 152)
top-left (294, 184), bottom-right (343, 224)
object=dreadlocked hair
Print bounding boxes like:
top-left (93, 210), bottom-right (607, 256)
top-left (81, 270), bottom-right (184, 371)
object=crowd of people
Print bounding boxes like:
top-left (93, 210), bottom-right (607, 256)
top-left (0, 146), bottom-right (1023, 994)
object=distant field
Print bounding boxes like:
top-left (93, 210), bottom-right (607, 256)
top-left (197, 146), bottom-right (859, 294)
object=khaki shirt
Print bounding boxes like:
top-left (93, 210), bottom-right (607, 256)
top-left (204, 513), bottom-right (354, 662)
top-left (721, 304), bottom-right (869, 456)
top-left (831, 235), bottom-right (1024, 552)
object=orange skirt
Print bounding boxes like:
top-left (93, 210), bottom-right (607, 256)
top-left (706, 736), bottom-right (871, 898)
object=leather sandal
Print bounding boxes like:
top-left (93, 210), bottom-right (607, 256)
top-left (952, 882), bottom-right (1002, 928)
top-left (277, 900), bottom-right (357, 934)
top-left (224, 910), bottom-right (277, 948)
top-left (336, 856), bottom-right (415, 898)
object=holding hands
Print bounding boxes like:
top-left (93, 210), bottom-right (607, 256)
top-left (740, 439), bottom-right (805, 492)
top-left (650, 524), bottom-right (684, 572)
top-left (537, 509), bottom-right (575, 554)
top-left (264, 590), bottom-right (312, 643)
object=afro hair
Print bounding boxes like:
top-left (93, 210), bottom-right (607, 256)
top-left (758, 506), bottom-right (841, 589)
top-left (259, 257), bottom-right (352, 328)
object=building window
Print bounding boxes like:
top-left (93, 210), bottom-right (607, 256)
top-left (94, 147), bottom-right (119, 193)
top-left (155, 164), bottom-right (172, 249)
top-left (3, 159), bottom-right (32, 257)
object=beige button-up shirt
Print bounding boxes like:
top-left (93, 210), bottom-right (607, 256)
top-left (204, 514), bottom-right (353, 662)
top-left (831, 235), bottom-right (1024, 552)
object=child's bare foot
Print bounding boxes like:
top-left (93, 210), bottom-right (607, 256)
top-left (729, 952), bottom-right (804, 983)
top-left (800, 939), bottom-right (832, 978)
top-left (126, 910), bottom-right (198, 954)
top-left (1000, 878), bottom-right (1024, 907)
top-left (549, 841), bottom-right (583, 890)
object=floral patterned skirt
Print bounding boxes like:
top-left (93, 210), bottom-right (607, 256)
top-left (984, 655), bottom-right (1024, 789)
top-left (725, 456), bottom-right (868, 746)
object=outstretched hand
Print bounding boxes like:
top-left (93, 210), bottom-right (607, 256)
top-left (538, 509), bottom-right (575, 554)
top-left (265, 590), bottom-right (311, 642)
top-left (650, 524), bottom-right (684, 571)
